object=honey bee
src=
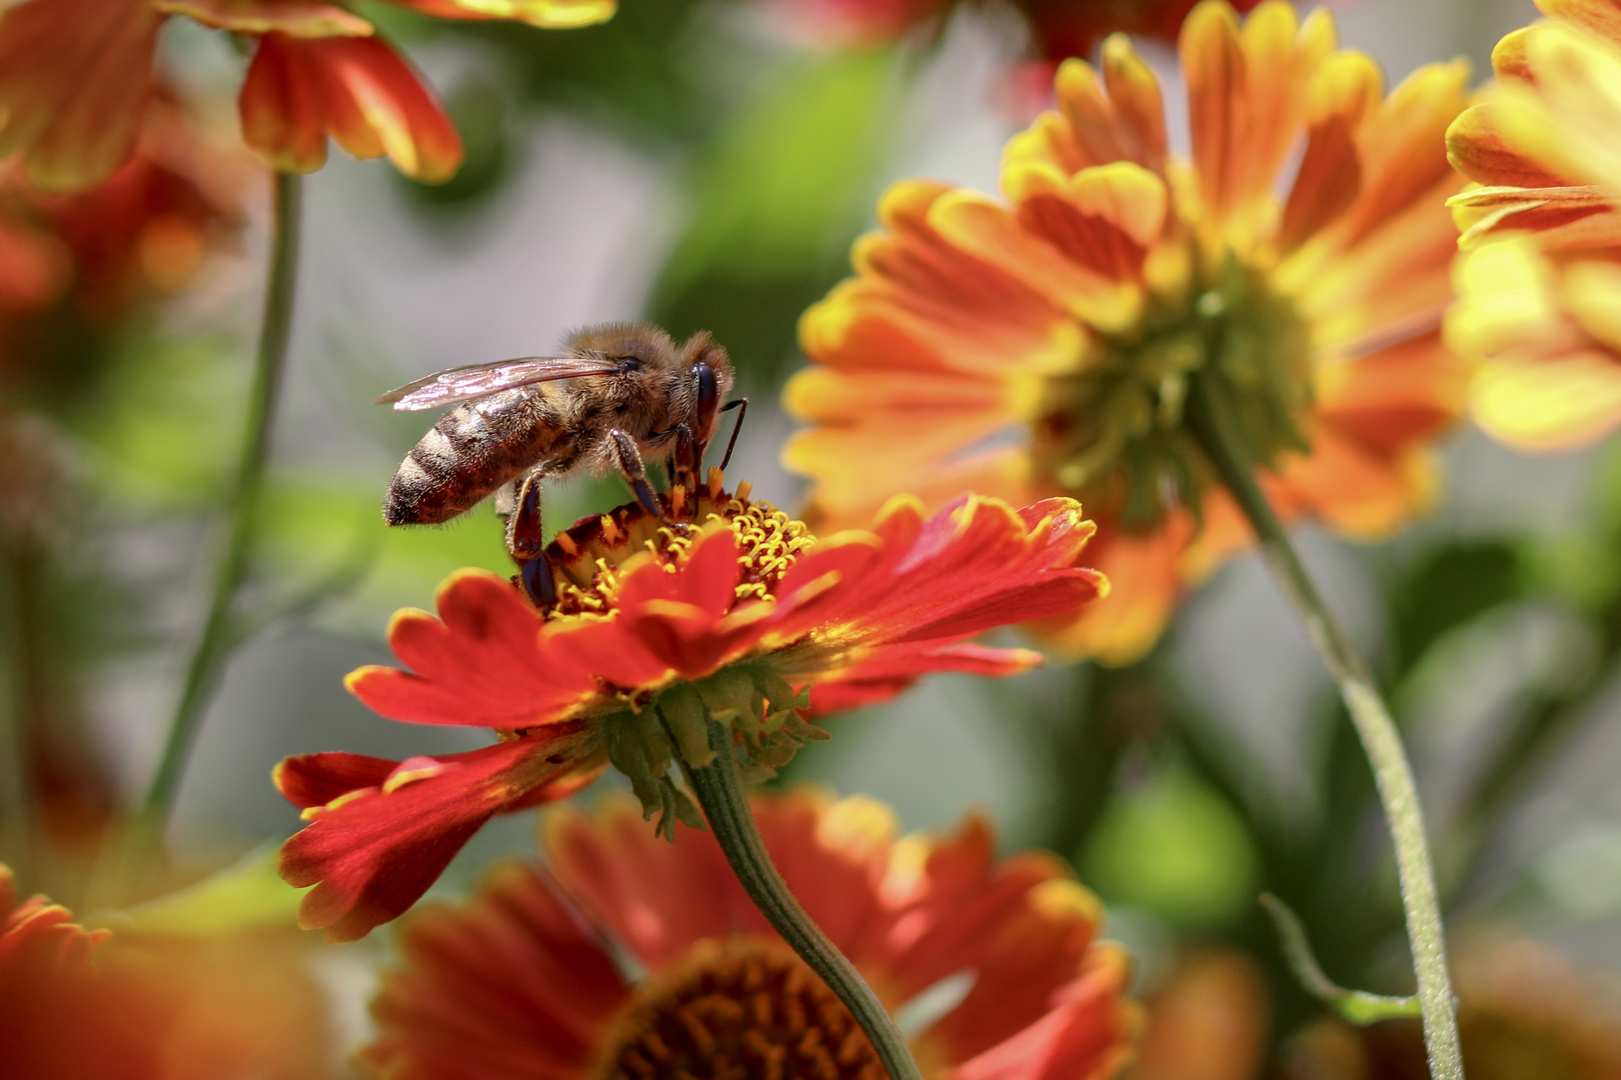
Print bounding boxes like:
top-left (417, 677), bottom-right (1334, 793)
top-left (378, 322), bottom-right (745, 607)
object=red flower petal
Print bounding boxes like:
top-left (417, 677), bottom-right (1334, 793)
top-left (240, 33), bottom-right (463, 181)
top-left (0, 0), bottom-right (161, 191)
top-left (804, 642), bottom-right (1044, 714)
top-left (360, 859), bottom-right (629, 1080)
top-left (347, 570), bottom-right (599, 728)
top-left (277, 730), bottom-right (589, 941)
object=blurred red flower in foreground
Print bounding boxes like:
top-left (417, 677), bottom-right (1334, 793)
top-left (0, 864), bottom-right (335, 1080)
top-left (277, 475), bottom-right (1105, 941)
top-left (0, 0), bottom-right (615, 190)
top-left (361, 789), bottom-right (1140, 1080)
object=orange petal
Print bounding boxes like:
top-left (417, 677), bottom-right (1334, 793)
top-left (1180, 0), bottom-right (1243, 216)
top-left (1472, 351), bottom-right (1621, 450)
top-left (386, 0), bottom-right (616, 27)
top-left (1537, 0), bottom-right (1621, 47)
top-left (1450, 184), bottom-right (1621, 250)
top-left (1447, 101), bottom-right (1567, 189)
top-left (156, 0), bottom-right (373, 35)
top-left (240, 32), bottom-right (331, 172)
top-left (1100, 34), bottom-right (1167, 174)
top-left (0, 0), bottom-right (160, 191)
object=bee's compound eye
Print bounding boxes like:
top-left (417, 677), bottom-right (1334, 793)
top-left (693, 362), bottom-right (718, 415)
top-left (615, 356), bottom-right (642, 374)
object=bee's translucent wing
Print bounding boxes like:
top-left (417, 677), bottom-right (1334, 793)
top-left (376, 356), bottom-right (623, 411)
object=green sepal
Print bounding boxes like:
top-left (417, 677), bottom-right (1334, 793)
top-left (697, 666), bottom-right (762, 728)
top-left (659, 683), bottom-right (716, 768)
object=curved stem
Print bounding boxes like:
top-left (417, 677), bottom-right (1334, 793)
top-left (1186, 375), bottom-right (1462, 1080)
top-left (682, 721), bottom-right (924, 1080)
top-left (127, 171), bottom-right (303, 875)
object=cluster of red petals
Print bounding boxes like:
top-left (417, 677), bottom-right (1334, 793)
top-left (241, 33), bottom-right (461, 181)
top-left (0, 0), bottom-right (610, 189)
top-left (362, 790), bottom-right (1139, 1080)
top-left (277, 492), bottom-right (1104, 941)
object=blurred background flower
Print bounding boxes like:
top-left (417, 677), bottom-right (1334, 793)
top-left (361, 789), bottom-right (1139, 1080)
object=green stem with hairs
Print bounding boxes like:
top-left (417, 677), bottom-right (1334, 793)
top-left (1186, 374), bottom-right (1463, 1080)
top-left (681, 720), bottom-right (924, 1080)
top-left (125, 171), bottom-right (303, 880)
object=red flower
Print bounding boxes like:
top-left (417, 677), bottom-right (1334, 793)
top-left (278, 476), bottom-right (1105, 941)
top-left (0, 0), bottom-right (614, 190)
top-left (239, 33), bottom-right (462, 181)
top-left (361, 789), bottom-right (1140, 1080)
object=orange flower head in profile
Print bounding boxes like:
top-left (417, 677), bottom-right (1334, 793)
top-left (360, 789), bottom-right (1140, 1080)
top-left (278, 473), bottom-right (1105, 942)
top-left (0, 0), bottom-right (616, 191)
top-left (786, 0), bottom-right (1472, 664)
top-left (1444, 0), bottom-right (1621, 451)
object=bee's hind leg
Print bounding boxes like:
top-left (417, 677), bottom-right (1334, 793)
top-left (506, 468), bottom-right (557, 610)
top-left (609, 429), bottom-right (667, 522)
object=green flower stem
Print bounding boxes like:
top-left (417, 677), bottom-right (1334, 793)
top-left (1186, 374), bottom-right (1463, 1080)
top-left (0, 537), bottom-right (31, 877)
top-left (126, 171), bottom-right (303, 877)
top-left (681, 720), bottom-right (924, 1080)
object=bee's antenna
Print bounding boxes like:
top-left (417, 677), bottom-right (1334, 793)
top-left (717, 398), bottom-right (748, 471)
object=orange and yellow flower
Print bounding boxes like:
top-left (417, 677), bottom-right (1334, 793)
top-left (360, 788), bottom-right (1140, 1080)
top-left (1444, 0), bottom-right (1621, 450)
top-left (278, 475), bottom-right (1104, 942)
top-left (0, 863), bottom-right (336, 1080)
top-left (785, 0), bottom-right (1471, 664)
top-left (0, 0), bottom-right (615, 191)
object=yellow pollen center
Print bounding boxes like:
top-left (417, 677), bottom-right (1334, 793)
top-left (543, 474), bottom-right (815, 618)
top-left (596, 938), bottom-right (886, 1080)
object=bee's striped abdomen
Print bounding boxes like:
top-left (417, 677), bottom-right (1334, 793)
top-left (383, 392), bottom-right (557, 526)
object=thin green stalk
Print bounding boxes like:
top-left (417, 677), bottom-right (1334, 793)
top-left (682, 720), bottom-right (924, 1080)
top-left (0, 535), bottom-right (31, 876)
top-left (1186, 374), bottom-right (1462, 1080)
top-left (126, 171), bottom-right (303, 875)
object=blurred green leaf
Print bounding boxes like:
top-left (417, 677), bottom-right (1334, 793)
top-left (73, 333), bottom-right (242, 511)
top-left (260, 472), bottom-right (624, 631)
top-left (104, 845), bottom-right (309, 936)
top-left (1083, 763), bottom-right (1258, 929)
top-left (654, 49), bottom-right (902, 381)
top-left (1387, 540), bottom-right (1522, 678)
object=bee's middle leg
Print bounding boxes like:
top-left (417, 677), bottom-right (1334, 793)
top-left (506, 468), bottom-right (557, 609)
top-left (609, 429), bottom-right (666, 521)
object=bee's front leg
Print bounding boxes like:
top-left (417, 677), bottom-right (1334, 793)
top-left (506, 468), bottom-right (557, 610)
top-left (609, 429), bottom-right (667, 522)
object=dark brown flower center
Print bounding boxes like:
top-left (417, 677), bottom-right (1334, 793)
top-left (596, 938), bottom-right (886, 1080)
